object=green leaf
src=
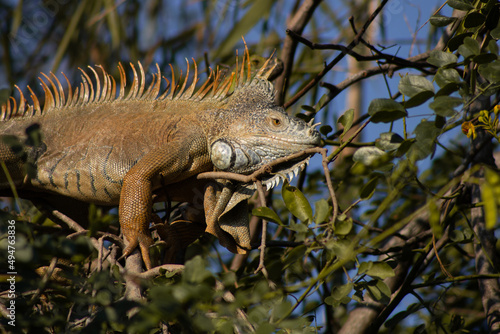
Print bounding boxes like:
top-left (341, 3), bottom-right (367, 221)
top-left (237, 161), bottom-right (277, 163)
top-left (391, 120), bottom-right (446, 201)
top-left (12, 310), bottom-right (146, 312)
top-left (301, 105), bottom-right (316, 113)
top-left (334, 217), bottom-right (353, 235)
top-left (314, 199), bottom-right (330, 224)
top-left (319, 125), bottom-right (333, 135)
top-left (450, 230), bottom-right (466, 242)
top-left (376, 132), bottom-right (404, 151)
top-left (316, 93), bottom-right (331, 111)
top-left (448, 32), bottom-right (474, 52)
top-left (283, 245), bottom-right (307, 269)
top-left (395, 139), bottom-right (415, 157)
top-left (435, 83), bottom-right (462, 97)
top-left (365, 281), bottom-right (383, 302)
top-left (427, 50), bottom-right (458, 67)
top-left (458, 37), bottom-right (480, 59)
top-left (429, 200), bottom-right (443, 238)
top-left (434, 68), bottom-right (462, 87)
top-left (429, 14), bottom-right (457, 27)
top-left (183, 256), bottom-right (212, 284)
top-left (252, 207), bottom-right (284, 225)
top-left (481, 183), bottom-right (498, 229)
top-left (282, 180), bottom-right (313, 222)
top-left (403, 91), bottom-right (435, 108)
top-left (289, 222), bottom-right (308, 233)
top-left (359, 261), bottom-right (395, 280)
top-left (492, 24), bottom-right (500, 39)
top-left (359, 175), bottom-right (380, 199)
top-left (368, 98), bottom-right (407, 123)
top-left (473, 53), bottom-right (498, 64)
top-left (478, 60), bottom-right (500, 83)
top-left (447, 0), bottom-right (474, 11)
top-left (214, 0), bottom-right (274, 57)
top-left (429, 96), bottom-right (463, 117)
top-left (0, 88), bottom-right (9, 105)
top-left (398, 75), bottom-right (434, 97)
top-left (338, 108), bottom-right (355, 138)
top-left (408, 121), bottom-right (441, 161)
top-left (376, 280), bottom-right (392, 299)
top-left (464, 11), bottom-right (486, 28)
top-left (325, 282), bottom-right (353, 306)
top-left (488, 39), bottom-right (499, 55)
top-left (328, 239), bottom-right (354, 261)
top-left (352, 147), bottom-right (388, 166)
top-left (486, 3), bottom-right (500, 30)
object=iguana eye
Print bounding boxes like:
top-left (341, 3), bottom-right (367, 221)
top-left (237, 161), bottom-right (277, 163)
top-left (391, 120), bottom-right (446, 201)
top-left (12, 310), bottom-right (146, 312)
top-left (271, 117), bottom-right (282, 126)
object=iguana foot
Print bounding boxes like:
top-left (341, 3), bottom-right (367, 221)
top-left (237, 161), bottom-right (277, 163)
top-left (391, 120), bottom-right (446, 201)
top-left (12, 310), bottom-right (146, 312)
top-left (121, 231), bottom-right (154, 270)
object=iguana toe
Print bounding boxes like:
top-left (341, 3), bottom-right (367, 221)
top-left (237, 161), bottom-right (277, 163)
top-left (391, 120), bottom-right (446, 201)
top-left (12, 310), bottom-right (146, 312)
top-left (122, 232), bottom-right (154, 270)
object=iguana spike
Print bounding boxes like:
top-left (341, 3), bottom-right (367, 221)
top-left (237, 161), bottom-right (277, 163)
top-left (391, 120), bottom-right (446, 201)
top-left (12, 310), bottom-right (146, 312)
top-left (79, 68), bottom-right (94, 104)
top-left (107, 74), bottom-right (115, 102)
top-left (193, 68), bottom-right (214, 100)
top-left (148, 64), bottom-right (163, 100)
top-left (106, 73), bottom-right (113, 101)
top-left (235, 49), bottom-right (240, 84)
top-left (95, 66), bottom-right (107, 102)
top-left (255, 54), bottom-right (273, 79)
top-left (184, 58), bottom-right (198, 98)
top-left (211, 66), bottom-right (222, 98)
top-left (218, 72), bottom-right (234, 99)
top-left (243, 39), bottom-right (251, 83)
top-left (178, 59), bottom-right (190, 98)
top-left (88, 66), bottom-right (101, 103)
top-left (142, 73), bottom-right (155, 100)
top-left (143, 66), bottom-right (159, 101)
top-left (41, 73), bottom-right (58, 108)
top-left (39, 77), bottom-right (55, 113)
top-left (27, 85), bottom-right (40, 116)
top-left (125, 63), bottom-right (139, 100)
top-left (117, 62), bottom-right (126, 100)
top-left (1, 102), bottom-right (8, 120)
top-left (311, 122), bottom-right (321, 128)
top-left (50, 72), bottom-right (65, 107)
top-left (77, 82), bottom-right (85, 106)
top-left (158, 75), bottom-right (171, 100)
top-left (167, 64), bottom-right (176, 100)
top-left (14, 85), bottom-right (26, 117)
top-left (137, 62), bottom-right (146, 99)
top-left (8, 97), bottom-right (16, 118)
top-left (0, 103), bottom-right (5, 120)
top-left (72, 86), bottom-right (80, 106)
top-left (62, 72), bottom-right (73, 106)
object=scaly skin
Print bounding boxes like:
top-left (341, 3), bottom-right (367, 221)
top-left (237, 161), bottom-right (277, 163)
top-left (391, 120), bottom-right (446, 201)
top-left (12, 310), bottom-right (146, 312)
top-left (0, 50), bottom-right (321, 269)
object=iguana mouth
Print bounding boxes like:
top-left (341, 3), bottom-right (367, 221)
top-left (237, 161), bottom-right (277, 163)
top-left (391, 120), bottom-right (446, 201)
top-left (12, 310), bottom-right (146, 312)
top-left (261, 156), bottom-right (311, 191)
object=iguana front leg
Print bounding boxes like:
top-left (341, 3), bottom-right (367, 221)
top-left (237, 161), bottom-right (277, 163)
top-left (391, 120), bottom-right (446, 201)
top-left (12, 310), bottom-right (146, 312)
top-left (119, 130), bottom-right (209, 270)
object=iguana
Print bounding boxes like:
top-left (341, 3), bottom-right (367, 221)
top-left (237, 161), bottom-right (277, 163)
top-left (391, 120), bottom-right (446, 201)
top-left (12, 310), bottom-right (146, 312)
top-left (0, 47), bottom-right (321, 270)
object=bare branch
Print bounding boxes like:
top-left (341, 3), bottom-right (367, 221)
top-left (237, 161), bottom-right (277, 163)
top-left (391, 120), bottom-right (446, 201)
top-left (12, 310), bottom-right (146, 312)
top-left (284, 0), bottom-right (390, 109)
top-left (274, 0), bottom-right (323, 105)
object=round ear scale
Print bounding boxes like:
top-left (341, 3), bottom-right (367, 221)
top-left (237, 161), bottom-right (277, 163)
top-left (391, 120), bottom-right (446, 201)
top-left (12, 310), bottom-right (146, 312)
top-left (211, 139), bottom-right (234, 170)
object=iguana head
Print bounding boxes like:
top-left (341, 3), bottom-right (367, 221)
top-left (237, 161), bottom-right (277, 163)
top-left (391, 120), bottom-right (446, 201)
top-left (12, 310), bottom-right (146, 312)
top-left (210, 77), bottom-right (322, 176)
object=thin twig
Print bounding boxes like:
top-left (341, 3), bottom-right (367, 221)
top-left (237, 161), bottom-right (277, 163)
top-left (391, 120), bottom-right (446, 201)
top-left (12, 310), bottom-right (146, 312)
top-left (284, 0), bottom-right (391, 109)
top-left (254, 180), bottom-right (269, 277)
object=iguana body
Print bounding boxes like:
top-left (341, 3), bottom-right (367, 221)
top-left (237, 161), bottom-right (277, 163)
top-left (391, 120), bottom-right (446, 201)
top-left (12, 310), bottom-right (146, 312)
top-left (0, 49), bottom-right (321, 269)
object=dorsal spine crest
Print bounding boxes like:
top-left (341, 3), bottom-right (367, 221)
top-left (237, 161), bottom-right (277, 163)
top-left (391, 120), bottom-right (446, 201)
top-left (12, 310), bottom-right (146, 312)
top-left (0, 45), bottom-right (278, 121)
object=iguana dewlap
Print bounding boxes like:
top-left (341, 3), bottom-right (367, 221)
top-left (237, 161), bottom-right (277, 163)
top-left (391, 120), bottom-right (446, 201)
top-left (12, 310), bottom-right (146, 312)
top-left (0, 49), bottom-right (321, 270)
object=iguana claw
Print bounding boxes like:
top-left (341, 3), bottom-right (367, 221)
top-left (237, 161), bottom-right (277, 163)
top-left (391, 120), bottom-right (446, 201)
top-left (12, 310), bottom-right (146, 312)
top-left (121, 231), bottom-right (154, 270)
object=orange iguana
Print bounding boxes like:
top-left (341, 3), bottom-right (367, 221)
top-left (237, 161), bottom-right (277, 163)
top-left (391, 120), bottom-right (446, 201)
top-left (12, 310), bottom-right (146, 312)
top-left (0, 48), bottom-right (321, 270)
